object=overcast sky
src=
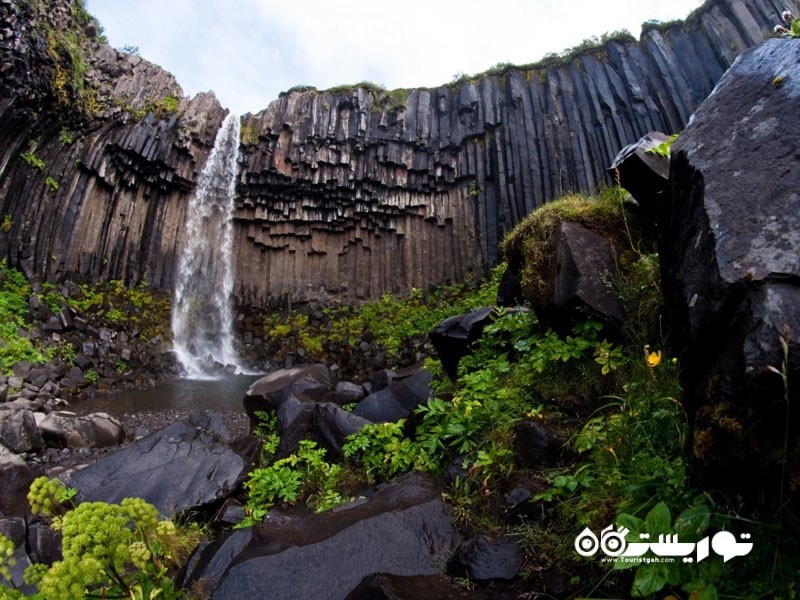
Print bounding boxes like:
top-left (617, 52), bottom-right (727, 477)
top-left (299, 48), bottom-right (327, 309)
top-left (87, 0), bottom-right (705, 116)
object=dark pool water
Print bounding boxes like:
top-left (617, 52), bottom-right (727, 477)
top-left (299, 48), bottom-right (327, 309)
top-left (71, 374), bottom-right (262, 416)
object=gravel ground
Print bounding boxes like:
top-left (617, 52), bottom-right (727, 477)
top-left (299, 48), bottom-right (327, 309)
top-left (114, 409), bottom-right (251, 442)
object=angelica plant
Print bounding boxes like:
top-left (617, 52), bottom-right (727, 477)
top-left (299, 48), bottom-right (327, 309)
top-left (0, 478), bottom-right (188, 600)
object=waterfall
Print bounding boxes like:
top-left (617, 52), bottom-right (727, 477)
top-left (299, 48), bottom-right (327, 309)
top-left (171, 113), bottom-right (243, 378)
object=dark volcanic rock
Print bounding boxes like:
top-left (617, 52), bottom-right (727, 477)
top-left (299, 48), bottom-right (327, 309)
top-left (346, 574), bottom-right (471, 600)
top-left (0, 409), bottom-right (43, 454)
top-left (37, 411), bottom-right (124, 449)
top-left (664, 38), bottom-right (800, 497)
top-left (274, 394), bottom-right (315, 456)
top-left (243, 365), bottom-right (332, 431)
top-left (64, 413), bottom-right (247, 517)
top-left (0, 445), bottom-right (33, 516)
top-left (0, 0), bottom-right (785, 305)
top-left (429, 308), bottom-right (494, 381)
top-left (313, 402), bottom-right (372, 459)
top-left (204, 472), bottom-right (460, 600)
top-left (353, 370), bottom-right (433, 423)
top-left (512, 420), bottom-right (563, 469)
top-left (450, 535), bottom-right (524, 581)
top-left (542, 221), bottom-right (626, 329)
top-left (609, 131), bottom-right (672, 230)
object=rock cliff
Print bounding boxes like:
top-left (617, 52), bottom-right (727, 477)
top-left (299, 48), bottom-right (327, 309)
top-left (0, 0), bottom-right (788, 304)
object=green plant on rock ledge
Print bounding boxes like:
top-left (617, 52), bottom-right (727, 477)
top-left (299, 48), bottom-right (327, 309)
top-left (240, 439), bottom-right (346, 526)
top-left (20, 151), bottom-right (45, 171)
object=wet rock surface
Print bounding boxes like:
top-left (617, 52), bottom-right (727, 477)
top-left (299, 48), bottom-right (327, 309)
top-left (202, 472), bottom-right (460, 600)
top-left (64, 412), bottom-right (252, 517)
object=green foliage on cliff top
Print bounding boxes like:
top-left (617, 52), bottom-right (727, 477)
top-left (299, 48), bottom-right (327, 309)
top-left (281, 82), bottom-right (410, 113)
top-left (450, 29), bottom-right (637, 87)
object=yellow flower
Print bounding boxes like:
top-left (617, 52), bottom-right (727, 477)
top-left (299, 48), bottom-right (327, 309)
top-left (646, 350), bottom-right (662, 368)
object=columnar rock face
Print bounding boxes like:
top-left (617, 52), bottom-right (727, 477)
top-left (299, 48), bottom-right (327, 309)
top-left (0, 0), bottom-right (788, 304)
top-left (664, 38), bottom-right (800, 496)
top-left (0, 0), bottom-right (227, 289)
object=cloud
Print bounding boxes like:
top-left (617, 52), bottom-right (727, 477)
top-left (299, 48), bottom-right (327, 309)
top-left (87, 0), bottom-right (703, 115)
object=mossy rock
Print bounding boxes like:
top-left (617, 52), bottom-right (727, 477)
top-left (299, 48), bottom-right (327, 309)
top-left (502, 190), bottom-right (635, 306)
top-left (501, 189), bottom-right (660, 338)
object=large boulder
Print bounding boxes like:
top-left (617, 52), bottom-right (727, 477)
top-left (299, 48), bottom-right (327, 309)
top-left (313, 402), bottom-right (372, 459)
top-left (243, 365), bottom-right (332, 432)
top-left (190, 472), bottom-right (460, 600)
top-left (64, 413), bottom-right (250, 517)
top-left (0, 409), bottom-right (43, 454)
top-left (664, 38), bottom-right (800, 497)
top-left (541, 221), bottom-right (626, 329)
top-left (608, 131), bottom-right (671, 232)
top-left (37, 411), bottom-right (124, 449)
top-left (353, 370), bottom-right (433, 423)
top-left (0, 445), bottom-right (34, 515)
top-left (429, 308), bottom-right (494, 381)
top-left (449, 535), bottom-right (524, 581)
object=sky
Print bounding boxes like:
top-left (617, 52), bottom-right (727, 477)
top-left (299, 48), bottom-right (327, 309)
top-left (86, 0), bottom-right (706, 116)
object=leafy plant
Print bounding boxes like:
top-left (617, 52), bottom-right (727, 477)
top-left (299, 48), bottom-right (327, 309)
top-left (775, 6), bottom-right (800, 37)
top-left (240, 439), bottom-right (344, 526)
top-left (645, 133), bottom-right (679, 158)
top-left (45, 176), bottom-right (59, 193)
top-left (0, 478), bottom-right (196, 600)
top-left (59, 129), bottom-right (74, 145)
top-left (343, 420), bottom-right (430, 483)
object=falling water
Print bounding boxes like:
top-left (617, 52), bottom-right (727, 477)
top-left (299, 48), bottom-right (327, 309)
top-left (171, 113), bottom-right (243, 378)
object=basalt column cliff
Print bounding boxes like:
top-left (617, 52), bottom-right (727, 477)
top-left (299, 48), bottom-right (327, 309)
top-left (0, 0), bottom-right (787, 304)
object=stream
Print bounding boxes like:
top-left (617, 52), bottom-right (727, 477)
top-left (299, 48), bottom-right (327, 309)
top-left (71, 374), bottom-right (261, 417)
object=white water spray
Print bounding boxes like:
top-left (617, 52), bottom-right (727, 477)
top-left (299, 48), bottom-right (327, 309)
top-left (171, 113), bottom-right (243, 378)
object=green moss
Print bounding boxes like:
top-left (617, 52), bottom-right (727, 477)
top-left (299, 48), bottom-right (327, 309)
top-left (115, 93), bottom-right (182, 121)
top-left (240, 123), bottom-right (259, 145)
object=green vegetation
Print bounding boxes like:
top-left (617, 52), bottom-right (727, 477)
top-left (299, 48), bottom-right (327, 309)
top-left (0, 262), bottom-right (170, 375)
top-left (18, 0), bottom-right (102, 115)
top-left (69, 279), bottom-right (171, 342)
top-left (240, 123), bottom-right (259, 145)
top-left (451, 30), bottom-right (637, 87)
top-left (646, 133), bottom-right (679, 158)
top-left (116, 94), bottom-right (182, 121)
top-left (20, 151), bottom-right (45, 171)
top-left (45, 176), bottom-right (59, 193)
top-left (258, 267), bottom-right (501, 365)
top-left (502, 187), bottom-right (644, 310)
top-left (59, 129), bottom-right (74, 145)
top-left (0, 477), bottom-right (197, 600)
top-left (0, 263), bottom-right (49, 373)
top-left (775, 6), bottom-right (800, 38)
top-left (279, 82), bottom-right (409, 113)
top-left (240, 186), bottom-right (799, 597)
